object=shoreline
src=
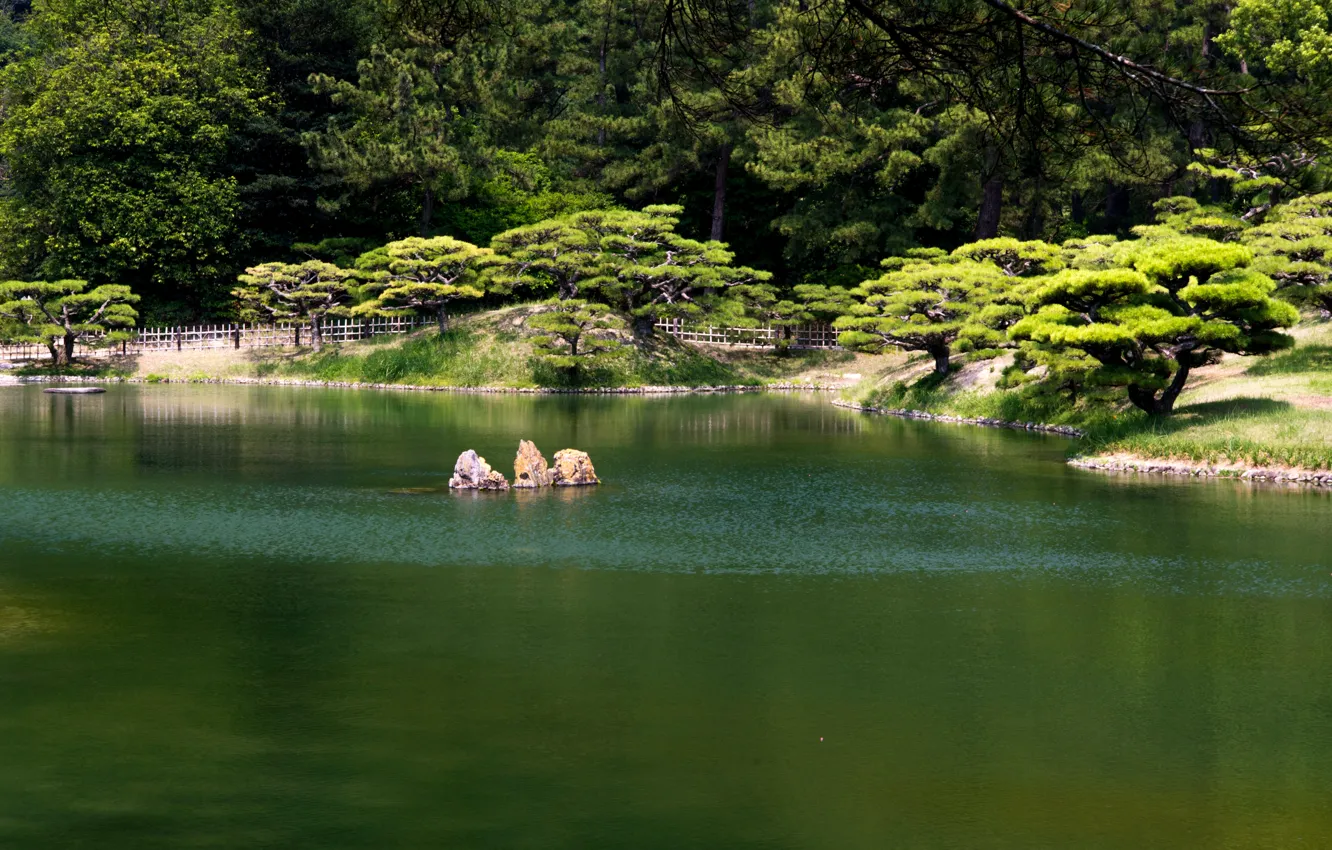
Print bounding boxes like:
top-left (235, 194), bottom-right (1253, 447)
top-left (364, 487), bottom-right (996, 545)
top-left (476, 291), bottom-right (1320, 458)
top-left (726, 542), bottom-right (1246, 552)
top-left (830, 399), bottom-right (1085, 437)
top-left (1069, 454), bottom-right (1332, 487)
top-left (3, 373), bottom-right (841, 395)
top-left (13, 373), bottom-right (1330, 488)
top-left (832, 399), bottom-right (1332, 487)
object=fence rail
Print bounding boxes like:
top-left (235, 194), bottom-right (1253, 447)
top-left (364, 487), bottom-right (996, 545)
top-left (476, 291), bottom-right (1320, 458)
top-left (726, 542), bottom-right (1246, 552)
top-left (0, 316), bottom-right (426, 361)
top-left (654, 319), bottom-right (841, 349)
top-left (0, 316), bottom-right (841, 363)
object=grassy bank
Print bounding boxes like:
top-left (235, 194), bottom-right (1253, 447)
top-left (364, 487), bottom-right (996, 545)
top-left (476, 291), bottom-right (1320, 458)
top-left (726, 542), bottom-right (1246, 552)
top-left (252, 306), bottom-right (869, 388)
top-left (3, 306), bottom-right (876, 390)
top-left (848, 320), bottom-right (1332, 471)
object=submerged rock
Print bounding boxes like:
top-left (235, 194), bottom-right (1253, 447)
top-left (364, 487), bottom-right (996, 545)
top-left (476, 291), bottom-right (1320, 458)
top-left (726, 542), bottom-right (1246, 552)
top-left (513, 440), bottom-right (552, 488)
top-left (448, 450), bottom-right (510, 490)
top-left (550, 449), bottom-right (600, 486)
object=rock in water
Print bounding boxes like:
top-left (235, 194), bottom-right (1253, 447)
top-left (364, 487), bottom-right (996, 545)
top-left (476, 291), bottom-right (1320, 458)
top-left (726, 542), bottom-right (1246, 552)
top-left (448, 450), bottom-right (510, 490)
top-left (551, 449), bottom-right (600, 486)
top-left (513, 440), bottom-right (552, 488)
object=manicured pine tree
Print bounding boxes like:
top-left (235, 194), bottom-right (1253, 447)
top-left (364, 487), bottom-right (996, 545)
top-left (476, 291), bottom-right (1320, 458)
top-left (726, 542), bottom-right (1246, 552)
top-left (493, 205), bottom-right (773, 337)
top-left (834, 255), bottom-right (1010, 375)
top-left (526, 298), bottom-right (624, 372)
top-left (1241, 193), bottom-right (1332, 316)
top-left (488, 221), bottom-right (605, 301)
top-left (352, 236), bottom-right (494, 333)
top-left (233, 261), bottom-right (355, 351)
top-left (767, 284), bottom-right (857, 348)
top-left (0, 280), bottom-right (139, 365)
top-left (1011, 237), bottom-right (1298, 415)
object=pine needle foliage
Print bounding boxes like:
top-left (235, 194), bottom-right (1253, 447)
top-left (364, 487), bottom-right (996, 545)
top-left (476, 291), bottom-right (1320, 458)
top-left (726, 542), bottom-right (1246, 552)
top-left (0, 279), bottom-right (139, 365)
top-left (352, 236), bottom-right (493, 332)
top-left (1012, 237), bottom-right (1298, 415)
top-left (526, 298), bottom-right (624, 372)
top-left (233, 261), bottom-right (355, 350)
top-left (491, 205), bottom-right (774, 336)
top-left (834, 254), bottom-right (1012, 374)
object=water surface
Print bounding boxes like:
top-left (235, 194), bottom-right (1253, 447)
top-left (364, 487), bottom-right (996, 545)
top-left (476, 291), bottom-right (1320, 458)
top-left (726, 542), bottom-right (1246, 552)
top-left (0, 386), bottom-right (1329, 848)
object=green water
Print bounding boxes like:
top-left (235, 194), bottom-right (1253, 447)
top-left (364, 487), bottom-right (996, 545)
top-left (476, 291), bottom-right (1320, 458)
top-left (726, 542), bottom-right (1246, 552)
top-left (0, 386), bottom-right (1329, 848)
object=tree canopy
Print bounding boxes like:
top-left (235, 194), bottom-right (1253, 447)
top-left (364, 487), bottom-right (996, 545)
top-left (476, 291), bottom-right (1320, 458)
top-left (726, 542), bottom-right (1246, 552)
top-left (0, 0), bottom-right (1330, 324)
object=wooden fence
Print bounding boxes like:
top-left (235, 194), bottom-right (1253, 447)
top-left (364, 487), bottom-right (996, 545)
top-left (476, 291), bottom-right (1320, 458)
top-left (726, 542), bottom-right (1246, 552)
top-left (0, 316), bottom-right (425, 361)
top-left (0, 315), bottom-right (841, 363)
top-left (654, 319), bottom-right (841, 349)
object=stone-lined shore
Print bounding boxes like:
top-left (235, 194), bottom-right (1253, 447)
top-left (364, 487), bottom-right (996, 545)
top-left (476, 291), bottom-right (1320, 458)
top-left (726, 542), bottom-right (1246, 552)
top-left (830, 399), bottom-right (1085, 437)
top-left (1070, 455), bottom-right (1332, 487)
top-left (17, 374), bottom-right (1329, 489)
top-left (9, 374), bottom-right (838, 394)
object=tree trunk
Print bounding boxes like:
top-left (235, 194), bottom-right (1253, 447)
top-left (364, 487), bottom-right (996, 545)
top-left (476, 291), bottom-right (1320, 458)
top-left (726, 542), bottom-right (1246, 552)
top-left (62, 333), bottom-right (76, 365)
top-left (596, 13), bottom-right (609, 147)
top-left (976, 176), bottom-right (1003, 239)
top-left (1127, 361), bottom-right (1192, 416)
top-left (310, 316), bottom-right (323, 351)
top-left (437, 305), bottom-right (449, 334)
top-left (711, 144), bottom-right (731, 242)
top-left (1070, 191), bottom-right (1085, 224)
top-left (570, 334), bottom-right (579, 357)
top-left (1105, 185), bottom-right (1131, 232)
top-left (47, 341), bottom-right (61, 366)
top-left (419, 185), bottom-right (435, 237)
top-left (930, 345), bottom-right (951, 375)
top-left (633, 315), bottom-right (655, 339)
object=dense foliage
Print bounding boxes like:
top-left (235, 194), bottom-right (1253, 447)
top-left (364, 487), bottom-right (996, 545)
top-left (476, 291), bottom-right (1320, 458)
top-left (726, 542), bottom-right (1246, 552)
top-left (2, 0), bottom-right (1332, 324)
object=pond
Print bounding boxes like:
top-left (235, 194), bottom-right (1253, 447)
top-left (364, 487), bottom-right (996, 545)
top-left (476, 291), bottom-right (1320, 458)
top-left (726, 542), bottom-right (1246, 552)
top-left (0, 385), bottom-right (1329, 848)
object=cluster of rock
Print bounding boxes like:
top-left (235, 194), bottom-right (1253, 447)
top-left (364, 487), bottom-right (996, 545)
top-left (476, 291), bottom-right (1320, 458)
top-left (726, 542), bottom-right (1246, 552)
top-left (1070, 456), bottom-right (1332, 487)
top-left (448, 441), bottom-right (600, 491)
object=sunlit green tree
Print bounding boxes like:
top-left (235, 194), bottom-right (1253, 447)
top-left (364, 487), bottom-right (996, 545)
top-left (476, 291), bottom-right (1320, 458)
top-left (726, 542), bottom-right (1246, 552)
top-left (0, 279), bottom-right (139, 365)
top-left (233, 261), bottom-right (356, 350)
top-left (1012, 238), bottom-right (1298, 415)
top-left (352, 236), bottom-right (493, 332)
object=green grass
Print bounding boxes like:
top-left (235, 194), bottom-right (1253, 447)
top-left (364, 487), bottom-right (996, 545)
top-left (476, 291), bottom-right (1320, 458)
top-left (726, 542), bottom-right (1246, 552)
top-left (266, 328), bottom-right (534, 386)
top-left (849, 332), bottom-right (1332, 471)
top-left (1081, 398), bottom-right (1332, 470)
top-left (9, 361), bottom-right (130, 379)
top-left (265, 326), bottom-right (757, 388)
top-left (1244, 344), bottom-right (1332, 376)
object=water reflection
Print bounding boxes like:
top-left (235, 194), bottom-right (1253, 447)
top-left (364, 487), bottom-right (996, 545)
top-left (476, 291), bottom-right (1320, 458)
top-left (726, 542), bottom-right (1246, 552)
top-left (0, 386), bottom-right (1330, 848)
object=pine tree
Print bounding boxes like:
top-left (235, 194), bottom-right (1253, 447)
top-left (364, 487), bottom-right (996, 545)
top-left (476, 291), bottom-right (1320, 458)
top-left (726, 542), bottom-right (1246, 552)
top-left (526, 298), bottom-right (624, 372)
top-left (834, 255), bottom-right (1011, 374)
top-left (1241, 192), bottom-right (1332, 316)
top-left (233, 261), bottom-right (356, 350)
top-left (1012, 237), bottom-right (1298, 415)
top-left (493, 205), bottom-right (773, 336)
top-left (0, 279), bottom-right (139, 365)
top-left (306, 45), bottom-right (480, 236)
top-left (352, 236), bottom-right (493, 332)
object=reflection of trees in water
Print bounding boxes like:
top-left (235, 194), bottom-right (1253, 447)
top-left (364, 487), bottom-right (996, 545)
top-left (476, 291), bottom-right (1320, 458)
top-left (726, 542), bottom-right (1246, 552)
top-left (0, 593), bottom-right (51, 643)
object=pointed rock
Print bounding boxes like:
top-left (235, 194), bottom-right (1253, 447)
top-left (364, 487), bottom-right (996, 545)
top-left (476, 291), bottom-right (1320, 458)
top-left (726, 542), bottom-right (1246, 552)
top-left (551, 449), bottom-right (600, 486)
top-left (513, 440), bottom-right (552, 488)
top-left (448, 449), bottom-right (510, 490)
